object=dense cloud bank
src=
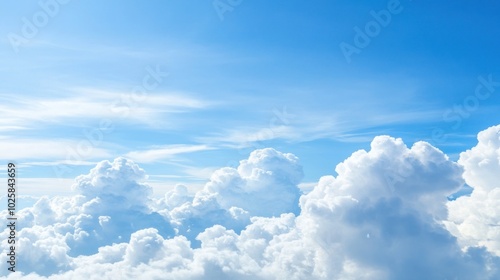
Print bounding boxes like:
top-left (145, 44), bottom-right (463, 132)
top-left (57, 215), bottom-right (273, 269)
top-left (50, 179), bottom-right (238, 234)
top-left (1, 126), bottom-right (500, 279)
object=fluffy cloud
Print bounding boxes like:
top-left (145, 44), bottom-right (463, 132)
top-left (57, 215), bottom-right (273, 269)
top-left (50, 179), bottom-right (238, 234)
top-left (165, 148), bottom-right (303, 241)
top-left (0, 158), bottom-right (175, 276)
top-left (295, 135), bottom-right (494, 279)
top-left (2, 128), bottom-right (500, 279)
top-left (446, 124), bottom-right (500, 256)
top-left (73, 157), bottom-right (153, 211)
top-left (198, 148), bottom-right (303, 216)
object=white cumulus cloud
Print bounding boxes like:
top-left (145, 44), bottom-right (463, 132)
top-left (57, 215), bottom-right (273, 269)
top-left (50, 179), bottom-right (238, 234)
top-left (446, 124), bottom-right (500, 256)
top-left (2, 127), bottom-right (500, 279)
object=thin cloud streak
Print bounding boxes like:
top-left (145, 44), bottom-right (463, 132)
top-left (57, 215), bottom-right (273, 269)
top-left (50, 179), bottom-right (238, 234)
top-left (124, 144), bottom-right (216, 163)
top-left (0, 138), bottom-right (112, 160)
top-left (0, 91), bottom-right (211, 131)
top-left (199, 109), bottom-right (444, 147)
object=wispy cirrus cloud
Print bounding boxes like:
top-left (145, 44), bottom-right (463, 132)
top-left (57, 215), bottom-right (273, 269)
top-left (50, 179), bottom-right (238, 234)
top-left (199, 125), bottom-right (296, 149)
top-left (124, 144), bottom-right (216, 163)
top-left (12, 178), bottom-right (77, 196)
top-left (19, 160), bottom-right (98, 167)
top-left (0, 90), bottom-right (211, 131)
top-left (0, 138), bottom-right (112, 160)
top-left (199, 109), bottom-right (444, 148)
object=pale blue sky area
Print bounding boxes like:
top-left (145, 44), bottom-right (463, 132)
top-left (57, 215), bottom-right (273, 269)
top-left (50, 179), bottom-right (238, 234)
top-left (1, 0), bottom-right (499, 196)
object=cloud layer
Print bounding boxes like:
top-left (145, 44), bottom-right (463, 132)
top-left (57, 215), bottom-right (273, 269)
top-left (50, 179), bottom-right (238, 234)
top-left (2, 126), bottom-right (500, 279)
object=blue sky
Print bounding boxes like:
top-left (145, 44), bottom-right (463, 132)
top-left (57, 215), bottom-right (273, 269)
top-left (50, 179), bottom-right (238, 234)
top-left (1, 0), bottom-right (500, 196)
top-left (2, 1), bottom-right (500, 279)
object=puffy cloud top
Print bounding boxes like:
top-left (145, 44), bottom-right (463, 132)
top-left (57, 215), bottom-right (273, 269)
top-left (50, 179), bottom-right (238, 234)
top-left (302, 136), bottom-right (463, 221)
top-left (73, 157), bottom-right (153, 211)
top-left (200, 148), bottom-right (303, 217)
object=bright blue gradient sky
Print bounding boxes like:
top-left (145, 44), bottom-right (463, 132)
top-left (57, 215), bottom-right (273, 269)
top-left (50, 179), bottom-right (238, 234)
top-left (1, 0), bottom-right (499, 196)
